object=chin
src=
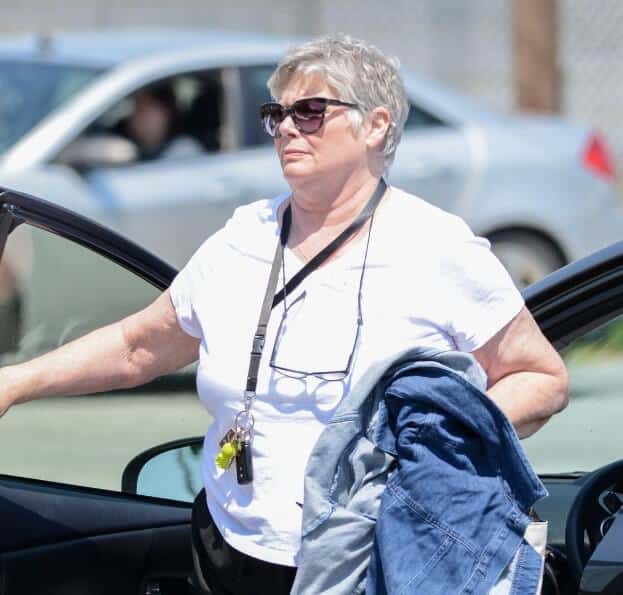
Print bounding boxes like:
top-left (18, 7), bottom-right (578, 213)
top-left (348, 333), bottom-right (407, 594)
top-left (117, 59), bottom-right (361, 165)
top-left (282, 163), bottom-right (319, 184)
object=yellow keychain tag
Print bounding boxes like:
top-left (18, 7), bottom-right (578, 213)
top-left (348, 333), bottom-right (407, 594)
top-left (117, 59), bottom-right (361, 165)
top-left (216, 441), bottom-right (239, 470)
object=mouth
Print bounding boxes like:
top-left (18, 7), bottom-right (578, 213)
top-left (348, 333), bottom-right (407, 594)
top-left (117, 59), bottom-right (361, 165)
top-left (282, 148), bottom-right (309, 158)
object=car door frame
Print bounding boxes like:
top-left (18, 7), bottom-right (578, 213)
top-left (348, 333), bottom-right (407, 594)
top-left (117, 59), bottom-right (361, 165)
top-left (524, 239), bottom-right (623, 349)
top-left (0, 186), bottom-right (175, 288)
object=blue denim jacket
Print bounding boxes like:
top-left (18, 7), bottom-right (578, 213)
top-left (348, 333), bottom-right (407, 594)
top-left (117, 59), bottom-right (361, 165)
top-left (291, 349), bottom-right (548, 595)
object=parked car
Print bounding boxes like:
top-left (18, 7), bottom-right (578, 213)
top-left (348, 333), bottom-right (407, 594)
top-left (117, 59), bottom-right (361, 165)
top-left (0, 28), bottom-right (620, 292)
top-left (2, 187), bottom-right (623, 594)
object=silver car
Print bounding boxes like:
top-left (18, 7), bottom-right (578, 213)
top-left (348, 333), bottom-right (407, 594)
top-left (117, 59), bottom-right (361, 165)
top-left (0, 29), bottom-right (620, 292)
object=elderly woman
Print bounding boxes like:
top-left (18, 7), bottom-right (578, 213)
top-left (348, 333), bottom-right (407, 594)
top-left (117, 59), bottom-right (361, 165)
top-left (0, 35), bottom-right (567, 594)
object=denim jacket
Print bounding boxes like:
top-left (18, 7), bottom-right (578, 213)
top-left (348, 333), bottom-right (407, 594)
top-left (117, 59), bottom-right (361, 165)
top-left (290, 348), bottom-right (548, 595)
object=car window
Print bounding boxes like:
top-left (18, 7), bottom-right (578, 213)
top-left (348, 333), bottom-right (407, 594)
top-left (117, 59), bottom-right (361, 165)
top-left (72, 70), bottom-right (227, 166)
top-left (523, 315), bottom-right (623, 475)
top-left (238, 64), bottom-right (276, 148)
top-left (0, 223), bottom-right (210, 494)
top-left (404, 101), bottom-right (446, 130)
top-left (0, 60), bottom-right (102, 154)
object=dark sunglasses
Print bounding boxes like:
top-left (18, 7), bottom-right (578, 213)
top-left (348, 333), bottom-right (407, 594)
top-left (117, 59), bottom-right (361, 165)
top-left (260, 97), bottom-right (359, 138)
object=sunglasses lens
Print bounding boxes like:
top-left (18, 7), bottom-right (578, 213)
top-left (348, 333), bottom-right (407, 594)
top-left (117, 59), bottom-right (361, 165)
top-left (293, 98), bottom-right (326, 134)
top-left (260, 98), bottom-right (334, 137)
top-left (260, 103), bottom-right (284, 137)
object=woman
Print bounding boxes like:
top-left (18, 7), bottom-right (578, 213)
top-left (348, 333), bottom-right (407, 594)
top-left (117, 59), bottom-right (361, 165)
top-left (0, 35), bottom-right (567, 594)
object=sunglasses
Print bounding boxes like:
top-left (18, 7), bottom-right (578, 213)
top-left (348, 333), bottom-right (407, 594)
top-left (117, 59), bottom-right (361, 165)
top-left (260, 97), bottom-right (359, 138)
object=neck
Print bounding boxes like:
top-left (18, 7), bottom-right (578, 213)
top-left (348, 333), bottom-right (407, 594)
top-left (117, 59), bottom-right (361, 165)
top-left (288, 171), bottom-right (381, 241)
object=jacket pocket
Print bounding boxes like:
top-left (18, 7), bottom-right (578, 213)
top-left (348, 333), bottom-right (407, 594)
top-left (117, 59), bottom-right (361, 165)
top-left (370, 476), bottom-right (478, 595)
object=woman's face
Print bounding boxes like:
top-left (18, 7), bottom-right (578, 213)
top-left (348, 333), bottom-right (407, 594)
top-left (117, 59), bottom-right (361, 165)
top-left (275, 73), bottom-right (368, 188)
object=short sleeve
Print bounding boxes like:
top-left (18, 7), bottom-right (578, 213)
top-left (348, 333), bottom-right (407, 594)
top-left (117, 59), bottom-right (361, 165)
top-left (169, 229), bottom-right (225, 340)
top-left (438, 225), bottom-right (524, 352)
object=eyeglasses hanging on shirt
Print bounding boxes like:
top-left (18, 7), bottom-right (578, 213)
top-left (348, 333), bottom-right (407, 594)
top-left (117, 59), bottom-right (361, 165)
top-left (269, 223), bottom-right (372, 381)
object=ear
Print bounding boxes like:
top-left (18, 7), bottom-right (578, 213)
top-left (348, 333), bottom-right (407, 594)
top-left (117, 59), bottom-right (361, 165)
top-left (365, 107), bottom-right (392, 151)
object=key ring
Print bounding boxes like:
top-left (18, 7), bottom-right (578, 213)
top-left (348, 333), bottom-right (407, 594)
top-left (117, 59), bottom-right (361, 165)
top-left (235, 410), bottom-right (255, 434)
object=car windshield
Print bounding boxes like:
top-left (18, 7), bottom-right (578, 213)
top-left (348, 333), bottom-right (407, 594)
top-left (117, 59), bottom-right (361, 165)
top-left (0, 60), bottom-right (102, 153)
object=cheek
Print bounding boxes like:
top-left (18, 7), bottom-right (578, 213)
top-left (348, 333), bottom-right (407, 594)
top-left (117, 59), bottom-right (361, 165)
top-left (322, 130), bottom-right (363, 163)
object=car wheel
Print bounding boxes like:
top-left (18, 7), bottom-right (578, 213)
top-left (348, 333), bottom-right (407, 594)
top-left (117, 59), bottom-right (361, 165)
top-left (489, 232), bottom-right (565, 289)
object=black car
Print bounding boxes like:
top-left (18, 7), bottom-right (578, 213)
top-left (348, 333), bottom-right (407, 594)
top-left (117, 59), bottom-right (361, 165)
top-left (1, 188), bottom-right (622, 595)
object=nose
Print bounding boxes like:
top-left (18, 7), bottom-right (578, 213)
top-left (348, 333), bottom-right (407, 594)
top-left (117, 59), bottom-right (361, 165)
top-left (277, 113), bottom-right (299, 138)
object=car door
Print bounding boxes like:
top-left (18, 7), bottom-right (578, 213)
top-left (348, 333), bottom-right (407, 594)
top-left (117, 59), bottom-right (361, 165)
top-left (0, 189), bottom-right (208, 595)
top-left (65, 64), bottom-right (286, 269)
top-left (521, 245), bottom-right (623, 594)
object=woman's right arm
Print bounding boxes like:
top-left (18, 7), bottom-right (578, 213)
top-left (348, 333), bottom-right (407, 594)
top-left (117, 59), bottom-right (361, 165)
top-left (0, 289), bottom-right (200, 418)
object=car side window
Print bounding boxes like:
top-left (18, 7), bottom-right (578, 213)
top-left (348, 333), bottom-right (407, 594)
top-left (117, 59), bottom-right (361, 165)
top-left (404, 101), bottom-right (445, 130)
top-left (238, 64), bottom-right (277, 148)
top-left (58, 71), bottom-right (227, 168)
top-left (523, 315), bottom-right (623, 474)
top-left (0, 223), bottom-right (209, 494)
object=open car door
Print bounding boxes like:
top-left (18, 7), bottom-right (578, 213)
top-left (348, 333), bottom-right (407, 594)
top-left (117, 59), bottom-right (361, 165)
top-left (0, 188), bottom-right (205, 595)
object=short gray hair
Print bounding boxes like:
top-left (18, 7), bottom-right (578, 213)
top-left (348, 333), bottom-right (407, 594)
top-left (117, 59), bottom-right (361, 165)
top-left (267, 34), bottom-right (409, 168)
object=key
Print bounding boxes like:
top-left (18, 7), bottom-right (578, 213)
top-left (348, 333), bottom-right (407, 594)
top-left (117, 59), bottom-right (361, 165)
top-left (236, 436), bottom-right (253, 484)
top-left (219, 428), bottom-right (237, 448)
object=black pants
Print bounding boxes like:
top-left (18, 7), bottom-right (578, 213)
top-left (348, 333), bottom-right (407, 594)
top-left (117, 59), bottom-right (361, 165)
top-left (191, 490), bottom-right (297, 595)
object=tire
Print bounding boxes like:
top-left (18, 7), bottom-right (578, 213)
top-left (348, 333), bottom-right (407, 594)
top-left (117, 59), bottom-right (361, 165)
top-left (489, 232), bottom-right (565, 290)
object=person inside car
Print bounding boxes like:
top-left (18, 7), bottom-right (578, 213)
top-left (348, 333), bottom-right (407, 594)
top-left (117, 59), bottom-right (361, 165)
top-left (121, 83), bottom-right (203, 161)
top-left (0, 35), bottom-right (568, 594)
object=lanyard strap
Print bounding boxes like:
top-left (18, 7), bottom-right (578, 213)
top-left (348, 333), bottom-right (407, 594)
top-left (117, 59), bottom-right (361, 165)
top-left (274, 178), bottom-right (387, 309)
top-left (243, 178), bottom-right (387, 401)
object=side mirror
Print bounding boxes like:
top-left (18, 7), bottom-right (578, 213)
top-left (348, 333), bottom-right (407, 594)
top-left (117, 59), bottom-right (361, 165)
top-left (122, 436), bottom-right (204, 503)
top-left (56, 135), bottom-right (138, 169)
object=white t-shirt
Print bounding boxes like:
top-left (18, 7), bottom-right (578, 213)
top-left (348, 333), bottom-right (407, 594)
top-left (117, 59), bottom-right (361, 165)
top-left (169, 186), bottom-right (524, 566)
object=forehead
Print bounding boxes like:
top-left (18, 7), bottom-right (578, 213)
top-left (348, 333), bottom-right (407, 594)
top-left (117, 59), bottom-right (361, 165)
top-left (278, 71), bottom-right (337, 104)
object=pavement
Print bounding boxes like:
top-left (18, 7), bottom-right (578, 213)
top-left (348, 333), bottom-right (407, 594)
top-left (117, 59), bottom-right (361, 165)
top-left (0, 389), bottom-right (211, 493)
top-left (523, 359), bottom-right (623, 474)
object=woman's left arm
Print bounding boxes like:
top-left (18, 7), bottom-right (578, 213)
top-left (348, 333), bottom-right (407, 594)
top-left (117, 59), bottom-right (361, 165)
top-left (472, 306), bottom-right (569, 439)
